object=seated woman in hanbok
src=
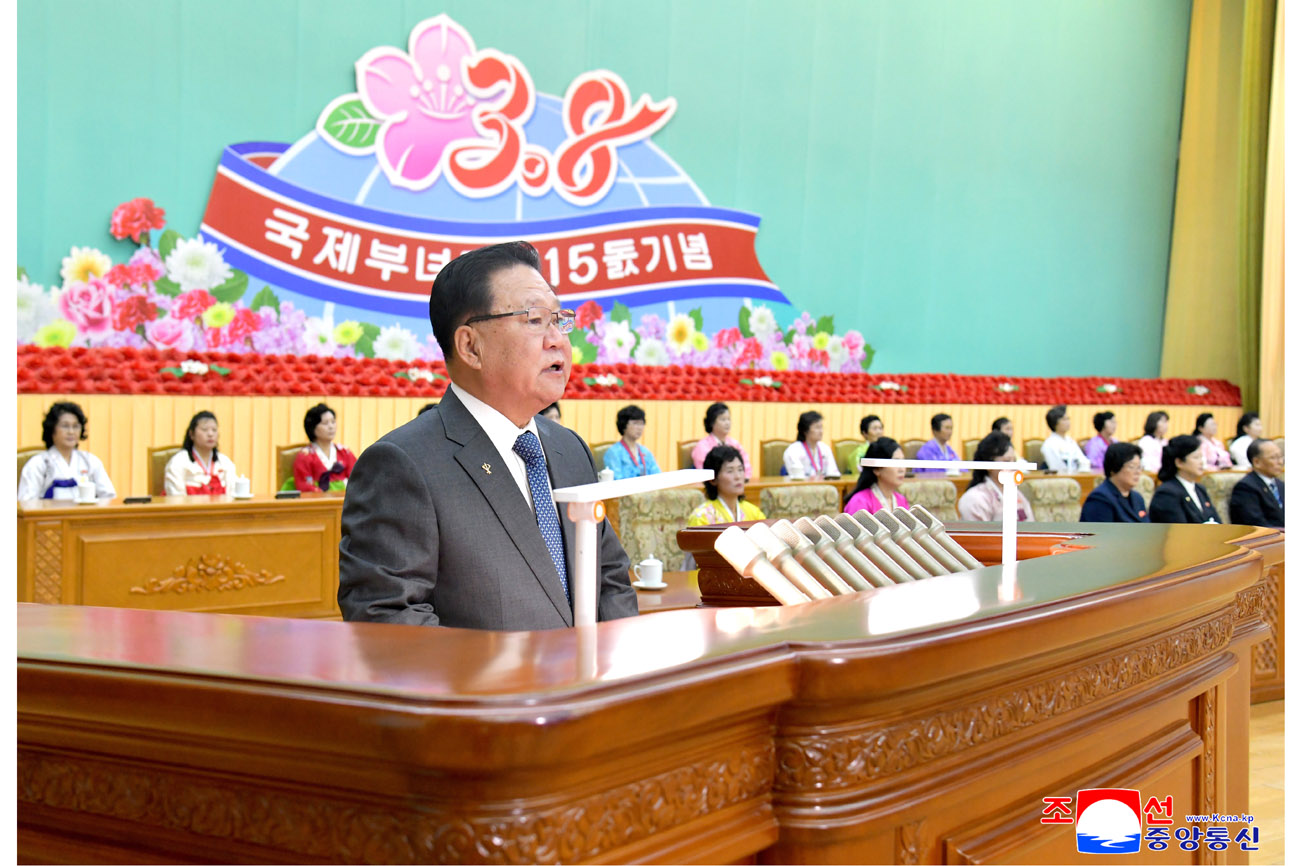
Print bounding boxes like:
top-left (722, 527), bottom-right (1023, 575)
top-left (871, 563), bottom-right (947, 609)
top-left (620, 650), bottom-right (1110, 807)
top-left (691, 402), bottom-right (753, 480)
top-left (18, 401), bottom-right (116, 501)
top-left (957, 432), bottom-right (1035, 522)
top-left (843, 437), bottom-right (910, 515)
top-left (687, 445), bottom-right (766, 526)
top-left (164, 411), bottom-right (238, 496)
top-left (292, 403), bottom-right (357, 492)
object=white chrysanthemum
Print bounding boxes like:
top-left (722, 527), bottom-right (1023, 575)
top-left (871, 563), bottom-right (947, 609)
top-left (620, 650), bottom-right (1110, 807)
top-left (633, 337), bottom-right (669, 366)
top-left (601, 319), bottom-right (636, 360)
top-left (665, 313), bottom-right (696, 354)
top-left (826, 335), bottom-right (847, 370)
top-left (17, 276), bottom-right (58, 343)
top-left (165, 237), bottom-right (233, 292)
top-left (60, 246), bottom-right (112, 286)
top-left (748, 305), bottom-right (778, 338)
top-left (302, 317), bottom-right (337, 356)
top-left (374, 323), bottom-right (421, 361)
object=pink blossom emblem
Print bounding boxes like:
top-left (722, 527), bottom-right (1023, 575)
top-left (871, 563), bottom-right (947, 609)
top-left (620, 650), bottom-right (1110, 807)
top-left (356, 15), bottom-right (480, 190)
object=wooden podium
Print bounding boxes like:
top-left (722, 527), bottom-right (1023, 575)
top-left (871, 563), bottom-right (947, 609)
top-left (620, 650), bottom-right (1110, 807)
top-left (17, 522), bottom-right (1279, 864)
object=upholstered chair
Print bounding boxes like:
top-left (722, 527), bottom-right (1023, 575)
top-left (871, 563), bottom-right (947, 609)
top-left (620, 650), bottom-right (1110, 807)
top-left (759, 483), bottom-right (839, 523)
top-left (759, 439), bottom-right (793, 477)
top-left (677, 439), bottom-right (698, 470)
top-left (590, 441), bottom-right (616, 472)
top-left (276, 443), bottom-right (309, 491)
top-left (614, 487), bottom-right (705, 570)
top-left (901, 438), bottom-right (926, 460)
top-left (1202, 471), bottom-right (1248, 524)
top-left (1023, 438), bottom-right (1045, 467)
top-left (17, 447), bottom-right (43, 481)
top-left (147, 445), bottom-right (183, 496)
top-left (898, 478), bottom-right (959, 522)
top-left (833, 439), bottom-right (861, 476)
top-left (1021, 476), bottom-right (1083, 522)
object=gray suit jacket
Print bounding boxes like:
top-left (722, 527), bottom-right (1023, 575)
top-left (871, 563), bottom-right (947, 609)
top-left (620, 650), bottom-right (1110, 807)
top-left (338, 389), bottom-right (637, 630)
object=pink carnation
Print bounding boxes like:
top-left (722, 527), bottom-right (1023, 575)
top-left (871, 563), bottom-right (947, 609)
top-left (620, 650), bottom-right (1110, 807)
top-left (58, 278), bottom-right (114, 337)
top-left (713, 327), bottom-right (741, 349)
top-left (225, 307), bottom-right (262, 344)
top-left (841, 330), bottom-right (865, 355)
top-left (109, 197), bottom-right (166, 242)
top-left (172, 289), bottom-right (217, 320)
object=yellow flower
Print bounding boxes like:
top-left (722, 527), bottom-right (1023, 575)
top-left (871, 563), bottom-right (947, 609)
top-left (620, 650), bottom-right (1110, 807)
top-left (770, 351), bottom-right (790, 371)
top-left (201, 302), bottom-right (236, 329)
top-left (59, 246), bottom-right (112, 285)
top-left (812, 331), bottom-right (831, 351)
top-left (333, 320), bottom-right (364, 345)
top-left (34, 319), bottom-right (77, 348)
top-left (665, 313), bottom-right (695, 353)
top-left (571, 344), bottom-right (585, 365)
top-left (690, 331), bottom-right (709, 352)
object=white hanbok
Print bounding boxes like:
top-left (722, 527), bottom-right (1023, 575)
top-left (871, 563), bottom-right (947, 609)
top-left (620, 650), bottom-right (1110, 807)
top-left (18, 447), bottom-right (116, 501)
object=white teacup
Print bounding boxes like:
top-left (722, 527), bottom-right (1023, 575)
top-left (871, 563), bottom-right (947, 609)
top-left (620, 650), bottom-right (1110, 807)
top-left (76, 480), bottom-right (96, 503)
top-left (788, 469), bottom-right (806, 481)
top-left (597, 468), bottom-right (615, 483)
top-left (233, 476), bottom-right (252, 497)
top-left (633, 556), bottom-right (664, 586)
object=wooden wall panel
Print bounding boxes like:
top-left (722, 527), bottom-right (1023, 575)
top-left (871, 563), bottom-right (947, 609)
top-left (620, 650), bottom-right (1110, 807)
top-left (18, 394), bottom-right (1242, 497)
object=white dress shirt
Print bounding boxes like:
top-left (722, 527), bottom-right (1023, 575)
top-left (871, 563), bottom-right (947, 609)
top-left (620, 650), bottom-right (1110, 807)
top-left (1175, 475), bottom-right (1216, 522)
top-left (1040, 433), bottom-right (1092, 474)
top-left (781, 439), bottom-right (841, 478)
top-left (451, 383), bottom-right (548, 510)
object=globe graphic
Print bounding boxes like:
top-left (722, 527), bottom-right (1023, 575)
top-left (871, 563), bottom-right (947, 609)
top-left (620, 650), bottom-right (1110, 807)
top-left (261, 92), bottom-right (769, 337)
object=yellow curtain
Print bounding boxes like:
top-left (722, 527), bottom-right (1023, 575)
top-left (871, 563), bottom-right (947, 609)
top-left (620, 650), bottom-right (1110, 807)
top-left (1162, 0), bottom-right (1277, 413)
top-left (1258, 0), bottom-right (1284, 434)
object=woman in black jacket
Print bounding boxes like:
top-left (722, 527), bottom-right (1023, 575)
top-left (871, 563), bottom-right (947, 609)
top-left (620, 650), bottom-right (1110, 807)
top-left (1080, 442), bottom-right (1150, 522)
top-left (1148, 435), bottom-right (1221, 524)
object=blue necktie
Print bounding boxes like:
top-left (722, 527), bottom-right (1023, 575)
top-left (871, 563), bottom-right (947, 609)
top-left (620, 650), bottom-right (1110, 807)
top-left (1269, 480), bottom-right (1282, 506)
top-left (512, 431), bottom-right (570, 602)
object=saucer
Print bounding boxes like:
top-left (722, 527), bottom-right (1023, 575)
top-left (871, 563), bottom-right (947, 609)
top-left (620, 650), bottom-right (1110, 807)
top-left (76, 498), bottom-right (98, 505)
top-left (632, 580), bottom-right (667, 591)
top-left (232, 493), bottom-right (254, 500)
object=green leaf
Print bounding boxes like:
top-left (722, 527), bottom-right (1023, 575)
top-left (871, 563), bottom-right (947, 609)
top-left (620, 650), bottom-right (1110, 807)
top-left (610, 302), bottom-right (631, 325)
top-left (738, 306), bottom-right (753, 338)
top-left (317, 94), bottom-right (382, 152)
top-left (353, 322), bottom-right (382, 359)
top-left (859, 344), bottom-right (875, 372)
top-left (815, 315), bottom-right (834, 335)
top-left (160, 367), bottom-right (184, 377)
top-left (739, 378), bottom-right (754, 386)
top-left (18, 266), bottom-right (27, 280)
top-left (784, 326), bottom-right (799, 345)
top-left (688, 307), bottom-right (704, 332)
top-left (158, 229), bottom-right (182, 262)
top-left (210, 270), bottom-right (249, 304)
top-left (209, 364), bottom-right (230, 376)
top-left (771, 380), bottom-right (783, 388)
top-left (569, 328), bottom-right (596, 364)
top-left (250, 286), bottom-right (280, 315)
top-left (153, 275), bottom-right (181, 297)
top-left (394, 371), bottom-right (412, 381)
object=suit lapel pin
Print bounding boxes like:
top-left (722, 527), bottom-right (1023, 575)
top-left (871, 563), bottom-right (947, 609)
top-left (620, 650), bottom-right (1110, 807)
top-left (482, 463), bottom-right (492, 475)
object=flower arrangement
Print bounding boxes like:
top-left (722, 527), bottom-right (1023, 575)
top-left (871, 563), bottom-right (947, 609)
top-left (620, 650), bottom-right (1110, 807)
top-left (568, 300), bottom-right (874, 374)
top-left (17, 198), bottom-right (441, 364)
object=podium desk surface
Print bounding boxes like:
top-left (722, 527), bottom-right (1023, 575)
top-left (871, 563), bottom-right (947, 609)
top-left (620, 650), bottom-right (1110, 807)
top-left (18, 522), bottom-right (1280, 865)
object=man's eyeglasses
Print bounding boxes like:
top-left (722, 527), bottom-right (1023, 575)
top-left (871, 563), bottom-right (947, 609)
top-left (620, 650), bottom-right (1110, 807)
top-left (464, 306), bottom-right (576, 334)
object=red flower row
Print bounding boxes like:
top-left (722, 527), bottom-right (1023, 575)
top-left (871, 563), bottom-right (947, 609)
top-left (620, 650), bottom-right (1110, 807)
top-left (15, 347), bottom-right (1241, 406)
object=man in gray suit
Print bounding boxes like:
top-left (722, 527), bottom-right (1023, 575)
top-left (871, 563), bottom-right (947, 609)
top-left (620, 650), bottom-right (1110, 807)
top-left (338, 241), bottom-right (638, 630)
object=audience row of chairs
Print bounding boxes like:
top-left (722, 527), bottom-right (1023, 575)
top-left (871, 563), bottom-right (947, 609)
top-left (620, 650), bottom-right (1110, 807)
top-left (613, 470), bottom-right (1262, 570)
top-left (17, 443), bottom-right (315, 497)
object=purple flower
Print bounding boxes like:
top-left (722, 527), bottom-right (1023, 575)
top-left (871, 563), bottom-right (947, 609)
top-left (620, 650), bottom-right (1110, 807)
top-left (636, 314), bottom-right (665, 340)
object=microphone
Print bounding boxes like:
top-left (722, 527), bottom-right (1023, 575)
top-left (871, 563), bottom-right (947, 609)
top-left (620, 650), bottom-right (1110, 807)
top-left (791, 517), bottom-right (875, 592)
top-left (713, 526), bottom-right (812, 605)
top-left (873, 509), bottom-right (948, 576)
top-left (768, 521), bottom-right (856, 595)
top-left (830, 514), bottom-right (916, 584)
top-left (746, 523), bottom-right (833, 600)
top-left (849, 511), bottom-right (931, 581)
top-left (811, 516), bottom-right (896, 589)
top-left (909, 505), bottom-right (983, 570)
top-left (891, 508), bottom-right (965, 572)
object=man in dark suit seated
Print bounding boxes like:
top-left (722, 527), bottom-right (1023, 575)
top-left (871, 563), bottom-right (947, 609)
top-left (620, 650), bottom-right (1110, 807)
top-left (338, 241), bottom-right (638, 630)
top-left (1149, 435), bottom-right (1222, 524)
top-left (1228, 439), bottom-right (1285, 528)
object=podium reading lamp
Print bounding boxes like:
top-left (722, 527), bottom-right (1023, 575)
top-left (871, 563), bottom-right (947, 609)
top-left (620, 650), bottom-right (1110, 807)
top-left (552, 469), bottom-right (714, 626)
top-left (858, 457), bottom-right (1036, 570)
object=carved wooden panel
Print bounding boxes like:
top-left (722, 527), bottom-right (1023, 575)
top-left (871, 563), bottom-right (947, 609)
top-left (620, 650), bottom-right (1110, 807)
top-left (1250, 563), bottom-right (1284, 702)
top-left (19, 739), bottom-right (774, 864)
top-left (774, 613), bottom-right (1233, 792)
top-left (129, 555), bottom-right (286, 595)
top-left (32, 523), bottom-right (63, 604)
